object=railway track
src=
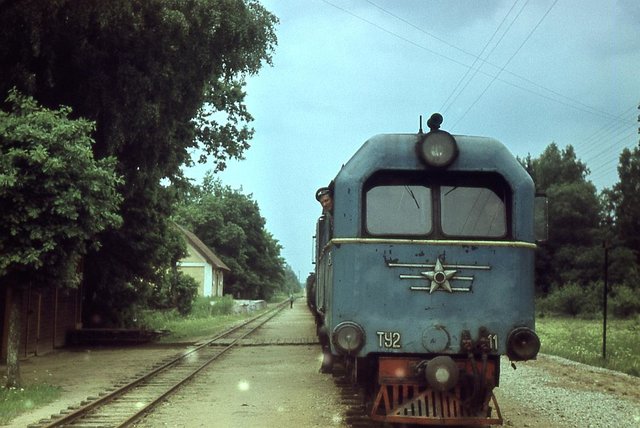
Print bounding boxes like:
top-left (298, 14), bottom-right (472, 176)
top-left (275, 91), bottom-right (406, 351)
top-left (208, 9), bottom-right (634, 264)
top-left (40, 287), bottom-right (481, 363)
top-left (30, 301), bottom-right (289, 428)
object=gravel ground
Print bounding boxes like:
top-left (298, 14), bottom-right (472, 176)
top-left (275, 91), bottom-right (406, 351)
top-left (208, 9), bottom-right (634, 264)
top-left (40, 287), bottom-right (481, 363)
top-left (3, 303), bottom-right (640, 427)
top-left (497, 353), bottom-right (640, 428)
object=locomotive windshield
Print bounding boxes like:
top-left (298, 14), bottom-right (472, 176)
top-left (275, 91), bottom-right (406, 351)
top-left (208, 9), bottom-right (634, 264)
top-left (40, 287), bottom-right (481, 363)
top-left (366, 185), bottom-right (432, 235)
top-left (363, 172), bottom-right (509, 239)
top-left (441, 186), bottom-right (506, 237)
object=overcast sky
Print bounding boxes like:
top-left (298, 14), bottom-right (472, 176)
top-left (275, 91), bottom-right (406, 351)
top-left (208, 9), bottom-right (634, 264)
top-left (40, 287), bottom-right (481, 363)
top-left (184, 0), bottom-right (640, 282)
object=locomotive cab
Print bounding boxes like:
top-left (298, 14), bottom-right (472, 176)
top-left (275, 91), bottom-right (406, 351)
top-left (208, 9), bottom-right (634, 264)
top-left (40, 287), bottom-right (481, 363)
top-left (312, 115), bottom-right (540, 426)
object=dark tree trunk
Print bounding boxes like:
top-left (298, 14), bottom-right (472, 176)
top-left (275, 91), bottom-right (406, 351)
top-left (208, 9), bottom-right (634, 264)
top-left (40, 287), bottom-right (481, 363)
top-left (5, 284), bottom-right (23, 388)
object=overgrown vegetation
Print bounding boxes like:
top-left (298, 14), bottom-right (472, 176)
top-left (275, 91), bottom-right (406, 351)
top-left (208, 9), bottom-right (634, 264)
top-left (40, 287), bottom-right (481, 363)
top-left (522, 142), bottom-right (640, 320)
top-left (172, 175), bottom-right (290, 301)
top-left (0, 0), bottom-right (279, 330)
top-left (0, 90), bottom-right (123, 387)
top-left (147, 270), bottom-right (199, 316)
top-left (0, 384), bottom-right (61, 425)
top-left (140, 295), bottom-right (252, 342)
top-left (536, 316), bottom-right (640, 377)
top-left (537, 283), bottom-right (640, 319)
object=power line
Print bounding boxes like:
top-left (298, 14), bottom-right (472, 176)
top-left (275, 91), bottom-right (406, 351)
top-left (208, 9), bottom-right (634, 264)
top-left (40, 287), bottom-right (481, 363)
top-left (574, 104), bottom-right (638, 178)
top-left (587, 130), bottom-right (637, 175)
top-left (440, 0), bottom-right (522, 115)
top-left (450, 0), bottom-right (559, 130)
top-left (323, 0), bottom-right (629, 125)
top-left (322, 0), bottom-right (634, 183)
top-left (580, 119), bottom-right (637, 159)
top-left (589, 131), bottom-right (636, 166)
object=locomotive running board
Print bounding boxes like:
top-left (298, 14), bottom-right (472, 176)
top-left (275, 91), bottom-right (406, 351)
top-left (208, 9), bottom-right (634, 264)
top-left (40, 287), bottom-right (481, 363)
top-left (370, 384), bottom-right (503, 426)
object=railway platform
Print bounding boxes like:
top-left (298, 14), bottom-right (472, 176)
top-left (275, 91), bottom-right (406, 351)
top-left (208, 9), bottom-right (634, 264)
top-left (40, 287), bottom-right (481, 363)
top-left (211, 297), bottom-right (318, 346)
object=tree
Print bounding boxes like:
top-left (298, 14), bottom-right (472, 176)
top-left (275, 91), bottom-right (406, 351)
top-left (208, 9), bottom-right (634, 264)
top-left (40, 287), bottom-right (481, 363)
top-left (0, 1), bottom-right (278, 325)
top-left (608, 145), bottom-right (640, 262)
top-left (282, 264), bottom-right (302, 295)
top-left (175, 175), bottom-right (286, 300)
top-left (600, 144), bottom-right (640, 291)
top-left (524, 144), bottom-right (590, 189)
top-left (0, 89), bottom-right (122, 387)
top-left (522, 143), bottom-right (601, 293)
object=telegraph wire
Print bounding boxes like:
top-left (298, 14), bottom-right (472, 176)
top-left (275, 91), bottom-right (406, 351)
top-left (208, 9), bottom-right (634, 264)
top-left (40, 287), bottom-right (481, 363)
top-left (586, 132), bottom-right (637, 187)
top-left (577, 104), bottom-right (638, 157)
top-left (587, 130), bottom-right (637, 175)
top-left (449, 0), bottom-right (558, 130)
top-left (325, 0), bottom-right (628, 124)
top-left (581, 122), bottom-right (637, 160)
top-left (366, 0), bottom-right (635, 180)
top-left (366, 0), bottom-right (523, 115)
top-left (440, 0), bottom-right (523, 115)
top-left (321, 0), bottom-right (635, 185)
top-left (363, 0), bottom-right (623, 122)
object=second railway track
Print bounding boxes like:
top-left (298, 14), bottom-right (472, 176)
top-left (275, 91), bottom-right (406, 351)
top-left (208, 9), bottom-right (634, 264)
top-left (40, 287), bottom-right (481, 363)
top-left (31, 301), bottom-right (289, 428)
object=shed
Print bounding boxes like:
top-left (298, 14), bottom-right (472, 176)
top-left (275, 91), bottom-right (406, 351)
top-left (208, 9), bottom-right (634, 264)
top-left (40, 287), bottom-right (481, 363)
top-left (1, 285), bottom-right (80, 362)
top-left (176, 226), bottom-right (230, 297)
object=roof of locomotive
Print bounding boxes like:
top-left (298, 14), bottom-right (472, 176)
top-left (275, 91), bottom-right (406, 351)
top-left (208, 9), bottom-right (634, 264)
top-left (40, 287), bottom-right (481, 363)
top-left (331, 132), bottom-right (535, 241)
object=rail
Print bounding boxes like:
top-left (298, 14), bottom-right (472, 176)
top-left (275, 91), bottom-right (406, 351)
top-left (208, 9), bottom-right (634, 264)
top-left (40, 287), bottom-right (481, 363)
top-left (33, 300), bottom-right (289, 428)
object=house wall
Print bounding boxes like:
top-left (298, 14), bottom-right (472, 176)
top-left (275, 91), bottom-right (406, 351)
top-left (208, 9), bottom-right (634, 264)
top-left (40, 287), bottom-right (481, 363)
top-left (213, 270), bottom-right (224, 297)
top-left (183, 245), bottom-right (206, 263)
top-left (179, 265), bottom-right (206, 296)
top-left (178, 242), bottom-right (217, 297)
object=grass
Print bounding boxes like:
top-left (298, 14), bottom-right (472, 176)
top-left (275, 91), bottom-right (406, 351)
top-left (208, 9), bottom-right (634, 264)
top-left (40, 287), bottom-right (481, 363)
top-left (0, 384), bottom-right (61, 424)
top-left (146, 312), bottom-right (260, 342)
top-left (140, 295), bottom-right (271, 342)
top-left (536, 316), bottom-right (640, 377)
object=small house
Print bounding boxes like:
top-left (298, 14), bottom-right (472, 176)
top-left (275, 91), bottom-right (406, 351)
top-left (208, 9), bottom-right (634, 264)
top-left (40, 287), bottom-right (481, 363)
top-left (176, 226), bottom-right (230, 297)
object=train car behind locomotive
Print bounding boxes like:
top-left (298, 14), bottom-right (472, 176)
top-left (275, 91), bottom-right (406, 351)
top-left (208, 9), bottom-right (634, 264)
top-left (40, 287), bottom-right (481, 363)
top-left (311, 114), bottom-right (546, 426)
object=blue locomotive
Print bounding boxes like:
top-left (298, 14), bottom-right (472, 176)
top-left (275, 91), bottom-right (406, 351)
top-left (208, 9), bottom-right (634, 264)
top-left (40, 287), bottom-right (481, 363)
top-left (311, 114), bottom-right (545, 425)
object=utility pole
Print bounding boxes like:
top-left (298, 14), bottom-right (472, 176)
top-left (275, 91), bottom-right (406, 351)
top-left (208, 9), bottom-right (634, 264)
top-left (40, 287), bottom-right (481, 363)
top-left (602, 240), bottom-right (609, 360)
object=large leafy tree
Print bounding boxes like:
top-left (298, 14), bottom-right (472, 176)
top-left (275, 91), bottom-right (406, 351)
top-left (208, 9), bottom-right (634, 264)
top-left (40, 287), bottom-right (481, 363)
top-left (523, 143), bottom-right (602, 293)
top-left (607, 145), bottom-right (640, 261)
top-left (175, 175), bottom-right (285, 300)
top-left (282, 264), bottom-right (302, 295)
top-left (0, 90), bottom-right (122, 387)
top-left (0, 1), bottom-right (278, 324)
top-left (600, 144), bottom-right (640, 289)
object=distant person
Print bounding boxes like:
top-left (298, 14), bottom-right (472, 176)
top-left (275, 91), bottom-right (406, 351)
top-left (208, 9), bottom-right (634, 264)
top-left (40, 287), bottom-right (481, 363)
top-left (289, 293), bottom-right (294, 308)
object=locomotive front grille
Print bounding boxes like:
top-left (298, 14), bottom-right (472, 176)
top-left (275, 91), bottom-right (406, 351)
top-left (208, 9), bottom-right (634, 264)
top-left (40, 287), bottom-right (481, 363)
top-left (371, 384), bottom-right (503, 426)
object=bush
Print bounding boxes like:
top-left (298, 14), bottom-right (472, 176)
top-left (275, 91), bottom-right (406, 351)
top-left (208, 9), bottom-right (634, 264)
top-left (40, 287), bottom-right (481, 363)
top-left (148, 270), bottom-right (198, 315)
top-left (210, 295), bottom-right (235, 316)
top-left (173, 272), bottom-right (198, 315)
top-left (609, 285), bottom-right (640, 318)
top-left (538, 282), bottom-right (600, 317)
top-left (190, 295), bottom-right (235, 317)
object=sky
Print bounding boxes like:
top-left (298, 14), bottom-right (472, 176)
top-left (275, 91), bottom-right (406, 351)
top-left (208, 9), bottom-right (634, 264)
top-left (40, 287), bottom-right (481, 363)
top-left (184, 0), bottom-right (640, 283)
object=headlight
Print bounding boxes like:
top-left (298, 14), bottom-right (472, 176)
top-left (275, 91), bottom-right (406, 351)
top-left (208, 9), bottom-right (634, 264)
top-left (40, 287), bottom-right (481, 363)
top-left (332, 322), bottom-right (365, 355)
top-left (507, 327), bottom-right (540, 361)
top-left (424, 356), bottom-right (459, 391)
top-left (416, 130), bottom-right (458, 168)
